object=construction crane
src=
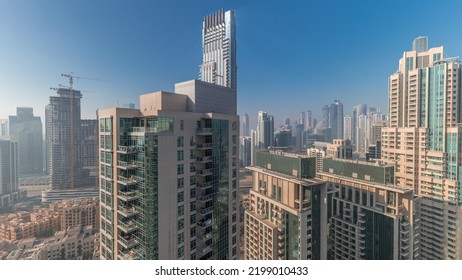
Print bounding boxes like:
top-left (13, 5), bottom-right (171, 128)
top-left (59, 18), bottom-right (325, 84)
top-left (61, 72), bottom-right (106, 90)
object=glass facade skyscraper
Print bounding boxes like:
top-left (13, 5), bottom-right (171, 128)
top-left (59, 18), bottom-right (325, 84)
top-left (200, 9), bottom-right (237, 90)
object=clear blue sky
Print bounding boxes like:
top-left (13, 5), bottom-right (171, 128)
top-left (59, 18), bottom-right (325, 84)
top-left (0, 0), bottom-right (461, 128)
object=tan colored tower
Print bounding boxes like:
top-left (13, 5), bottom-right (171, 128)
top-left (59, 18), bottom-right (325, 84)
top-left (98, 80), bottom-right (239, 260)
top-left (382, 37), bottom-right (462, 259)
top-left (244, 151), bottom-right (328, 260)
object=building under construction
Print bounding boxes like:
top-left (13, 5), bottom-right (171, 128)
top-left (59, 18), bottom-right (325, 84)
top-left (46, 81), bottom-right (98, 193)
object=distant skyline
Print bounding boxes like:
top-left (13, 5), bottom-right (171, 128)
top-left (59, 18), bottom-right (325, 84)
top-left (1, 0), bottom-right (461, 128)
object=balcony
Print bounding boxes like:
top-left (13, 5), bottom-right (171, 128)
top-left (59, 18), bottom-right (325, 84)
top-left (117, 175), bottom-right (138, 186)
top-left (118, 250), bottom-right (139, 260)
top-left (196, 128), bottom-right (212, 135)
top-left (197, 206), bottom-right (213, 215)
top-left (117, 206), bottom-right (138, 218)
top-left (197, 194), bottom-right (213, 202)
top-left (118, 220), bottom-right (138, 233)
top-left (197, 181), bottom-right (213, 190)
top-left (202, 245), bottom-right (212, 255)
top-left (117, 190), bottom-right (138, 202)
top-left (196, 156), bottom-right (212, 163)
top-left (197, 219), bottom-right (212, 229)
top-left (117, 235), bottom-right (139, 249)
top-left (196, 169), bottom-right (212, 176)
top-left (196, 143), bottom-right (213, 151)
top-left (198, 233), bottom-right (212, 243)
top-left (117, 160), bottom-right (137, 170)
top-left (117, 145), bottom-right (138, 154)
top-left (401, 243), bottom-right (410, 250)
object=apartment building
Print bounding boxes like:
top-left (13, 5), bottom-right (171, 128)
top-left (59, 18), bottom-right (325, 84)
top-left (244, 151), bottom-right (328, 260)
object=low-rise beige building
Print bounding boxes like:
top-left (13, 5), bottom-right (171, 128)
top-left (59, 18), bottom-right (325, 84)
top-left (0, 198), bottom-right (99, 242)
top-left (6, 225), bottom-right (99, 260)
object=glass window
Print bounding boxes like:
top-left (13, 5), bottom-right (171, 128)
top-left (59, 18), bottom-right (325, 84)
top-left (177, 205), bottom-right (184, 216)
top-left (190, 162), bottom-right (195, 172)
top-left (178, 246), bottom-right (184, 258)
top-left (190, 188), bottom-right (196, 199)
top-left (177, 191), bottom-right (184, 203)
top-left (177, 178), bottom-right (184, 188)
top-left (190, 175), bottom-right (196, 185)
top-left (177, 164), bottom-right (184, 175)
top-left (177, 150), bottom-right (184, 161)
top-left (180, 120), bottom-right (184, 131)
top-left (178, 219), bottom-right (184, 230)
top-left (177, 136), bottom-right (184, 147)
top-left (177, 233), bottom-right (184, 244)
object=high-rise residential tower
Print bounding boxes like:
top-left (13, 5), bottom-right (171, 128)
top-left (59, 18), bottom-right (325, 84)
top-left (318, 158), bottom-right (420, 260)
top-left (244, 151), bottom-right (328, 260)
top-left (0, 139), bottom-right (25, 208)
top-left (200, 9), bottom-right (237, 89)
top-left (382, 37), bottom-right (462, 259)
top-left (242, 113), bottom-right (249, 137)
top-left (98, 80), bottom-right (239, 260)
top-left (256, 111), bottom-right (274, 149)
top-left (343, 115), bottom-right (352, 140)
top-left (352, 104), bottom-right (367, 150)
top-left (8, 107), bottom-right (43, 176)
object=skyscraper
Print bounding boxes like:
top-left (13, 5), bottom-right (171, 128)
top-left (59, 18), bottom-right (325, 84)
top-left (0, 120), bottom-right (8, 137)
top-left (343, 115), bottom-right (352, 140)
top-left (0, 139), bottom-right (25, 208)
top-left (200, 9), bottom-right (237, 89)
top-left (382, 37), bottom-right (462, 259)
top-left (98, 80), bottom-right (239, 260)
top-left (256, 111), bottom-right (274, 149)
top-left (306, 111), bottom-right (313, 131)
top-left (8, 107), bottom-right (43, 176)
top-left (47, 86), bottom-right (97, 191)
top-left (352, 104), bottom-right (367, 150)
top-left (329, 100), bottom-right (344, 140)
top-left (299, 111), bottom-right (306, 128)
top-left (239, 136), bottom-right (251, 167)
top-left (242, 113), bottom-right (249, 137)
